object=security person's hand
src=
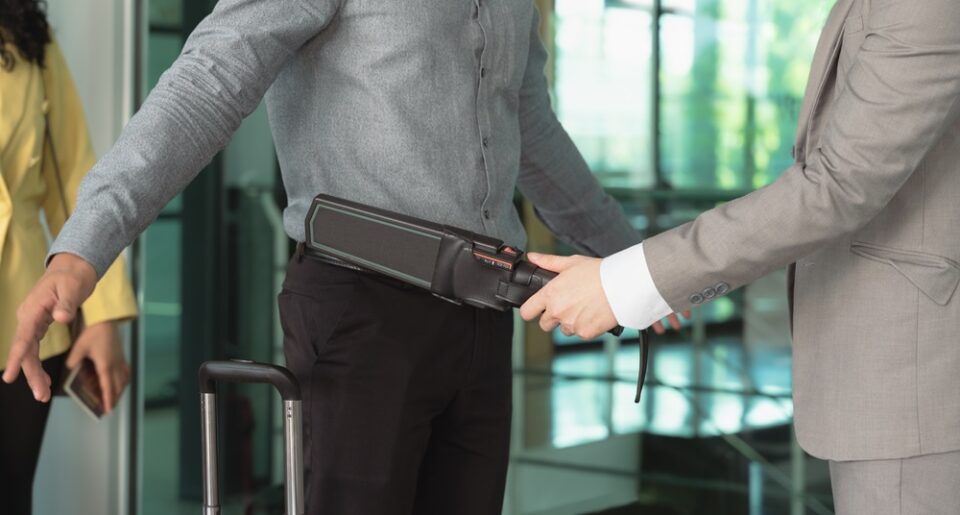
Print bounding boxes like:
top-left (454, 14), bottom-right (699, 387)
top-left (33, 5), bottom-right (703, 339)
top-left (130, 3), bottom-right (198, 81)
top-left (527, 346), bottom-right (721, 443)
top-left (519, 253), bottom-right (618, 340)
top-left (3, 253), bottom-right (97, 402)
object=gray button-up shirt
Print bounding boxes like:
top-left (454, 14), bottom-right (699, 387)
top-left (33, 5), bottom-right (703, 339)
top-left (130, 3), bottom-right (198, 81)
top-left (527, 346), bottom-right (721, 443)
top-left (52, 0), bottom-right (639, 276)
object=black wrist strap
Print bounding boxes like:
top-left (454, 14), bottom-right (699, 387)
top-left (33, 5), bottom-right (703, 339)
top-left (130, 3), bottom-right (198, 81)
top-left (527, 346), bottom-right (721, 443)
top-left (634, 330), bottom-right (651, 403)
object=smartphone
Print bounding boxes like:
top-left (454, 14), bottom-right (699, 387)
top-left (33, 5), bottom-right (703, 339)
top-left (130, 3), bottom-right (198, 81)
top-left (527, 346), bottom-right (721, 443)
top-left (63, 358), bottom-right (104, 420)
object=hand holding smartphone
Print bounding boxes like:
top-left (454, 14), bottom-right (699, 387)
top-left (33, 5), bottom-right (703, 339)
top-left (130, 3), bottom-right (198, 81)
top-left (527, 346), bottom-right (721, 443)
top-left (63, 358), bottom-right (105, 419)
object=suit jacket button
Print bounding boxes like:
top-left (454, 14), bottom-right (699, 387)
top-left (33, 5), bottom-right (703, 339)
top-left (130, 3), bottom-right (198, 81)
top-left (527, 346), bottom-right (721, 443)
top-left (715, 282), bottom-right (730, 295)
top-left (689, 293), bottom-right (704, 305)
top-left (702, 287), bottom-right (716, 299)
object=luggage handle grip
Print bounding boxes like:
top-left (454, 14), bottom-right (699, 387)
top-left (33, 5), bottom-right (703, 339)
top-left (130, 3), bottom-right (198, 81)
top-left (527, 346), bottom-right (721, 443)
top-left (199, 360), bottom-right (304, 515)
top-left (199, 360), bottom-right (301, 400)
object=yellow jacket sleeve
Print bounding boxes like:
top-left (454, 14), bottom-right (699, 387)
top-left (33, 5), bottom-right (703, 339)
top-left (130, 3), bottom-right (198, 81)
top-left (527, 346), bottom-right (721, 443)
top-left (40, 41), bottom-right (138, 326)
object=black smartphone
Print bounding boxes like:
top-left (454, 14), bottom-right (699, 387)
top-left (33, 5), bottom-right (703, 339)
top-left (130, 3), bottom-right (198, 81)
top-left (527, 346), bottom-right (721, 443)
top-left (63, 358), bottom-right (104, 420)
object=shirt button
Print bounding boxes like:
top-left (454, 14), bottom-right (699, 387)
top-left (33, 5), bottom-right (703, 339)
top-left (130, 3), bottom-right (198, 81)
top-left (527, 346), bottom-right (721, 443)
top-left (482, 137), bottom-right (489, 148)
top-left (483, 209), bottom-right (491, 220)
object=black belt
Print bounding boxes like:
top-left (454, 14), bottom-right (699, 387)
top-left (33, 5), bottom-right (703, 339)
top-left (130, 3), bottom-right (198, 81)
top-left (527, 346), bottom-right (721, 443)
top-left (298, 241), bottom-right (364, 271)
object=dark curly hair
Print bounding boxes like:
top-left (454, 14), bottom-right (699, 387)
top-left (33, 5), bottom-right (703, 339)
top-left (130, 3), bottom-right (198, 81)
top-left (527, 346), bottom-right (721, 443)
top-left (0, 0), bottom-right (51, 71)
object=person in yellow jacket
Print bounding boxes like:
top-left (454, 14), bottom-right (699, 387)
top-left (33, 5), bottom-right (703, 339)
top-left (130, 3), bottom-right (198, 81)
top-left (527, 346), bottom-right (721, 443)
top-left (0, 2), bottom-right (138, 513)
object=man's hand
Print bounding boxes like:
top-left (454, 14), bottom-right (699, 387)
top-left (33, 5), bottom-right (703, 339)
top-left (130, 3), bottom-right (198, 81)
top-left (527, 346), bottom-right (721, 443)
top-left (65, 322), bottom-right (130, 414)
top-left (519, 253), bottom-right (618, 340)
top-left (3, 253), bottom-right (97, 402)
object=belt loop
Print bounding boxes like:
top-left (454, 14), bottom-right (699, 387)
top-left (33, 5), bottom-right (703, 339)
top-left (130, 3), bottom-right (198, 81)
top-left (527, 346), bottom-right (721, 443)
top-left (296, 242), bottom-right (305, 262)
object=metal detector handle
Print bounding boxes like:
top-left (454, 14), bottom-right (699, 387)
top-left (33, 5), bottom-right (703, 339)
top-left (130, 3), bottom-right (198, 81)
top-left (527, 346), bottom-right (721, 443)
top-left (528, 266), bottom-right (556, 292)
top-left (198, 360), bottom-right (304, 515)
top-left (526, 266), bottom-right (625, 337)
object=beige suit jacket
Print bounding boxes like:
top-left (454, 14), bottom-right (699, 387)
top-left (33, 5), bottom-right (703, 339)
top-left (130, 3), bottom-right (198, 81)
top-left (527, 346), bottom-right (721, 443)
top-left (644, 0), bottom-right (960, 461)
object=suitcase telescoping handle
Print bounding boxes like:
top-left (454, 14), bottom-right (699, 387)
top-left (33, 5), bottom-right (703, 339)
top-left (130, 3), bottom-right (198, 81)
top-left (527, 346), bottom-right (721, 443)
top-left (198, 360), bottom-right (304, 515)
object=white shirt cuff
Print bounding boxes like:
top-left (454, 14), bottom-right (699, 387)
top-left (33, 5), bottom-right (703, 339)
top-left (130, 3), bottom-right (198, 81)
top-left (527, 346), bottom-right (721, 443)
top-left (599, 242), bottom-right (674, 330)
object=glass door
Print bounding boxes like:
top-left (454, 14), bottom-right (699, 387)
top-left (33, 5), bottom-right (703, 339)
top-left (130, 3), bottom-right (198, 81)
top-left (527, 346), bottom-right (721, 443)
top-left (138, 1), bottom-right (287, 513)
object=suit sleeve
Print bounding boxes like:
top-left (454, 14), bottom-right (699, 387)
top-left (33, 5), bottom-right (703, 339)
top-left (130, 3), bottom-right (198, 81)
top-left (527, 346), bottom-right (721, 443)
top-left (48, 0), bottom-right (341, 277)
top-left (643, 0), bottom-right (960, 311)
top-left (515, 7), bottom-right (640, 258)
top-left (41, 42), bottom-right (138, 325)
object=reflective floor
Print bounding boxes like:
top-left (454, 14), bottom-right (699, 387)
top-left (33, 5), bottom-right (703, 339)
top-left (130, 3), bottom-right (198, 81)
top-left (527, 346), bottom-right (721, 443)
top-left (503, 338), bottom-right (833, 515)
top-left (142, 335), bottom-right (834, 515)
top-left (532, 337), bottom-right (793, 446)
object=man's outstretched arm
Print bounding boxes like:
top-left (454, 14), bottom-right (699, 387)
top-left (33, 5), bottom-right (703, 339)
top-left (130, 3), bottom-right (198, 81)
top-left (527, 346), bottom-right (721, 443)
top-left (4, 0), bottom-right (341, 399)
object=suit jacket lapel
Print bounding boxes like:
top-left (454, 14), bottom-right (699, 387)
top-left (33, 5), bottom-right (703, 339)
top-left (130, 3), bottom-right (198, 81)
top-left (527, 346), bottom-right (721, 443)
top-left (794, 0), bottom-right (856, 160)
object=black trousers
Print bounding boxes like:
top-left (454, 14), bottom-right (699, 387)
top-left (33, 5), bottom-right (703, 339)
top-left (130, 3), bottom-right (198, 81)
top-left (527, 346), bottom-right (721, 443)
top-left (0, 352), bottom-right (67, 515)
top-left (279, 256), bottom-right (514, 515)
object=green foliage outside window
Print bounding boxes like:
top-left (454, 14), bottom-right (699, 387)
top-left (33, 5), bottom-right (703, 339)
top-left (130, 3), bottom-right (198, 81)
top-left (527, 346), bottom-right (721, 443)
top-left (554, 0), bottom-right (832, 191)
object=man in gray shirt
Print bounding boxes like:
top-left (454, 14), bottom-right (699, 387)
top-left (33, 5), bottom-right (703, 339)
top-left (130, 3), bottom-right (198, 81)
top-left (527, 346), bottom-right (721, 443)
top-left (5, 0), bottom-right (638, 512)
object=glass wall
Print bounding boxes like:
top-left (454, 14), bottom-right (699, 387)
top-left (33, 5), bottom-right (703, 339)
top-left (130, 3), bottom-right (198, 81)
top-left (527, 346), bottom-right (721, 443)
top-left (658, 0), bottom-right (830, 190)
top-left (555, 0), bottom-right (832, 190)
top-left (553, 0), bottom-right (655, 189)
top-left (139, 1), bottom-right (286, 513)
